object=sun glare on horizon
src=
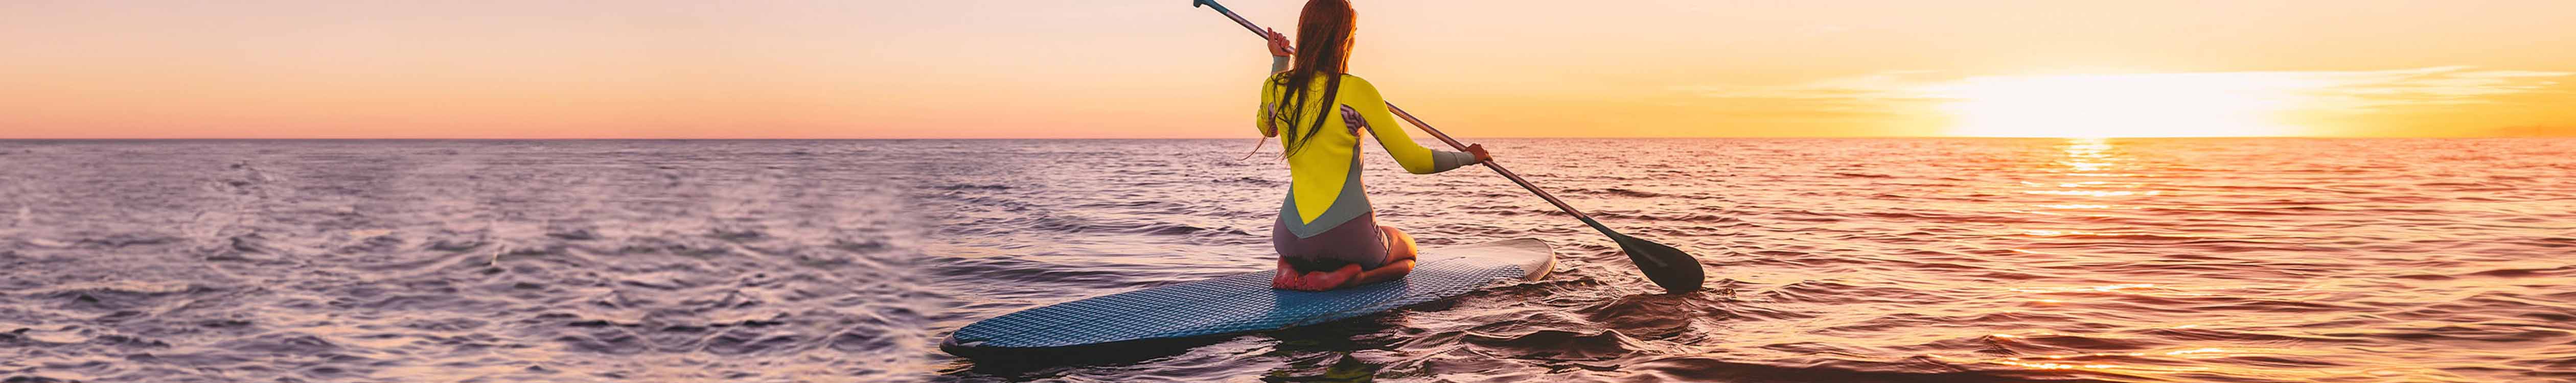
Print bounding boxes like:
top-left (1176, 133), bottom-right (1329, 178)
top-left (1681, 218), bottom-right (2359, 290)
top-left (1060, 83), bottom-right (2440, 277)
top-left (1935, 73), bottom-right (2318, 138)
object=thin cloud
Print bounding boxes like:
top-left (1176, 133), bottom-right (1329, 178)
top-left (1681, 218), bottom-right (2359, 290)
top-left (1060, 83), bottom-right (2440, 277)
top-left (2298, 67), bottom-right (2573, 109)
top-left (1674, 66), bottom-right (2572, 112)
top-left (1670, 70), bottom-right (1949, 102)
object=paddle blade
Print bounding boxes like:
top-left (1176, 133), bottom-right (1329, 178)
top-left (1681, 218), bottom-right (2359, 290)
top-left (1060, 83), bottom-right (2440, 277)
top-left (1616, 235), bottom-right (1705, 294)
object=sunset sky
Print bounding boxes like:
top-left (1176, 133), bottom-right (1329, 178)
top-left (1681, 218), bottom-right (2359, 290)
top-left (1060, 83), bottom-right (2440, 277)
top-left (4, 1), bottom-right (2572, 139)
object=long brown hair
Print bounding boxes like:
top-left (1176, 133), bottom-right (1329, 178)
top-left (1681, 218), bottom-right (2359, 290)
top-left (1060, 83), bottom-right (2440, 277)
top-left (1267, 0), bottom-right (1355, 157)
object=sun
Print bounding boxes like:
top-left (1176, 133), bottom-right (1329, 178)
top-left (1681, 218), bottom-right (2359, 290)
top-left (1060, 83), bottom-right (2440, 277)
top-left (1933, 73), bottom-right (2314, 137)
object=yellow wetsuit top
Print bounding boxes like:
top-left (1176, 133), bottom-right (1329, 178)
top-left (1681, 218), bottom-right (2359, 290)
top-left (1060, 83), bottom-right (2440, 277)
top-left (1259, 73), bottom-right (1477, 238)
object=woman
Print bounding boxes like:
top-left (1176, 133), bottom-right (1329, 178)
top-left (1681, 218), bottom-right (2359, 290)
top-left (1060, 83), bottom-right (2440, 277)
top-left (1257, 0), bottom-right (1491, 291)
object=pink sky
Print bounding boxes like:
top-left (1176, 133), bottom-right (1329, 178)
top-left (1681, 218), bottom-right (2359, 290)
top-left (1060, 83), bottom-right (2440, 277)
top-left (4, 1), bottom-right (2572, 138)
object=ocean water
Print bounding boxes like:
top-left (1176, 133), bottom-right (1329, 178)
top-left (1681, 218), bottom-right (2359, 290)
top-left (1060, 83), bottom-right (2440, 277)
top-left (2, 138), bottom-right (2572, 382)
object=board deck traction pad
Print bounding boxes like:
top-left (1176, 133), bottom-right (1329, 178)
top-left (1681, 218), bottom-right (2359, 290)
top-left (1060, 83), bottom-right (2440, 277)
top-left (945, 238), bottom-right (1555, 351)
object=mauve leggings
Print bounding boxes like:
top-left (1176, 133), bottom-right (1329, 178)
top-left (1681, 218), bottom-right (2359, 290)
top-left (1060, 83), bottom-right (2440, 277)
top-left (1271, 212), bottom-right (1389, 272)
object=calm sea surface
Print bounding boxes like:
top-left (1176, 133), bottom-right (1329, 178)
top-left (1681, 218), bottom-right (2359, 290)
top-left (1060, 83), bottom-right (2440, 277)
top-left (2, 138), bottom-right (2571, 382)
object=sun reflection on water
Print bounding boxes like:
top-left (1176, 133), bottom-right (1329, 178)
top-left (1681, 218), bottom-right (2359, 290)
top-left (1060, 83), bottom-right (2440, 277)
top-left (2029, 139), bottom-right (2167, 199)
top-left (2009, 139), bottom-right (2153, 228)
top-left (2058, 138), bottom-right (2119, 171)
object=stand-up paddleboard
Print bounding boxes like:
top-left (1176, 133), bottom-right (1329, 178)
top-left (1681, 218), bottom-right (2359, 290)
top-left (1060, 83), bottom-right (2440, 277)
top-left (942, 238), bottom-right (1554, 358)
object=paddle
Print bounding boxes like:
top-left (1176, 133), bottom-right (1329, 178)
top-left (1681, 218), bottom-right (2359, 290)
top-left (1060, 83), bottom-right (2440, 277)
top-left (1191, 0), bottom-right (1706, 294)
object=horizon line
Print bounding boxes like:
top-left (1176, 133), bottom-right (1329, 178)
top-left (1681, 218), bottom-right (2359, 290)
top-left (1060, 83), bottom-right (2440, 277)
top-left (5, 135), bottom-right (2572, 140)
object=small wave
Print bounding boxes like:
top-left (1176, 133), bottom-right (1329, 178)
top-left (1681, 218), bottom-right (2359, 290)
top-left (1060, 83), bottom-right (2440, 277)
top-left (1981, 331), bottom-right (2164, 354)
top-left (1753, 280), bottom-right (1952, 305)
top-left (1563, 187), bottom-right (1670, 199)
top-left (424, 237), bottom-right (486, 252)
top-left (213, 331), bottom-right (342, 354)
top-left (1634, 355), bottom-right (2135, 383)
top-left (710, 227), bottom-right (767, 242)
top-left (546, 228), bottom-right (602, 241)
top-left (1576, 293), bottom-right (1732, 339)
top-left (932, 184), bottom-right (1014, 191)
top-left (2134, 326), bottom-right (2353, 346)
top-left (701, 328), bottom-right (804, 355)
top-left (2324, 323), bottom-right (2575, 345)
top-left (34, 282), bottom-right (215, 312)
top-left (1458, 328), bottom-right (1639, 361)
top-left (931, 256), bottom-right (1163, 288)
top-left (89, 234), bottom-right (182, 248)
top-left (1590, 210), bottom-right (1743, 224)
top-left (335, 232), bottom-right (408, 254)
top-left (832, 238), bottom-right (894, 253)
top-left (957, 214), bottom-right (1248, 237)
top-left (829, 329), bottom-right (899, 353)
top-left (1212, 176), bottom-right (1283, 187)
top-left (2465, 265), bottom-right (2576, 278)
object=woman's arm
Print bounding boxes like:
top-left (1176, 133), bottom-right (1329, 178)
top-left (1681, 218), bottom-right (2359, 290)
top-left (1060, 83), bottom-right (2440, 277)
top-left (1256, 79), bottom-right (1278, 137)
top-left (1342, 77), bottom-right (1482, 174)
top-left (1255, 29), bottom-right (1291, 137)
top-left (1265, 29), bottom-right (1293, 74)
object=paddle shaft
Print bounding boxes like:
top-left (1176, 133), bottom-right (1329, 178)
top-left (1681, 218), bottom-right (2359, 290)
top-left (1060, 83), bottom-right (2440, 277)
top-left (1193, 1), bottom-right (1621, 236)
top-left (1389, 108), bottom-right (1620, 236)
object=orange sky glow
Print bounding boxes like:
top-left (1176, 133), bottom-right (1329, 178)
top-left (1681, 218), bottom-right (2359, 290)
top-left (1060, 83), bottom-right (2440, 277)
top-left (4, 1), bottom-right (2572, 139)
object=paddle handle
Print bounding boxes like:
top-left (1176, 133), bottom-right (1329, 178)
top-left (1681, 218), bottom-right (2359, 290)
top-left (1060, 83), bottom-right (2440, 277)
top-left (1389, 106), bottom-right (1619, 236)
top-left (1193, 0), bottom-right (1272, 39)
